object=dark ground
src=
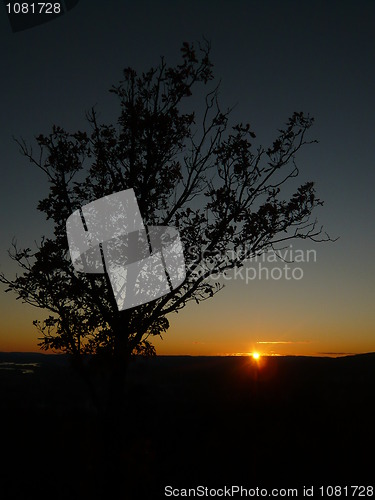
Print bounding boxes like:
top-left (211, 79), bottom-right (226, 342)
top-left (0, 352), bottom-right (374, 499)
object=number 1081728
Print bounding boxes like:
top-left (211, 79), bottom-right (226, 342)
top-left (6, 3), bottom-right (62, 14)
top-left (319, 486), bottom-right (373, 497)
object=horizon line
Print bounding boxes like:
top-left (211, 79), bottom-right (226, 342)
top-left (0, 350), bottom-right (374, 359)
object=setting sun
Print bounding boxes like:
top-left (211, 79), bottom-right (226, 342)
top-left (252, 352), bottom-right (260, 360)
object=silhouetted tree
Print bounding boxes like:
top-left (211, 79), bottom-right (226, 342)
top-left (0, 41), bottom-right (330, 411)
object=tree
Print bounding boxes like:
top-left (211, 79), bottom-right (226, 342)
top-left (0, 41), bottom-right (331, 411)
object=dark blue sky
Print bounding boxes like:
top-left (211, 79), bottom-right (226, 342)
top-left (1, 1), bottom-right (374, 354)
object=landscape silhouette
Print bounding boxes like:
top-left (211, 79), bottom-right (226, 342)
top-left (1, 352), bottom-right (374, 498)
top-left (1, 2), bottom-right (375, 498)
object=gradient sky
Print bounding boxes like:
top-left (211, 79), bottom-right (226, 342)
top-left (0, 1), bottom-right (374, 356)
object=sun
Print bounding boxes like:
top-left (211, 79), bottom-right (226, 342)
top-left (252, 352), bottom-right (260, 360)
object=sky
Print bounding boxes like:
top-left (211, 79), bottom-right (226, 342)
top-left (0, 0), bottom-right (374, 356)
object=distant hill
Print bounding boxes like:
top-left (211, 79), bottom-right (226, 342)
top-left (1, 352), bottom-right (374, 498)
